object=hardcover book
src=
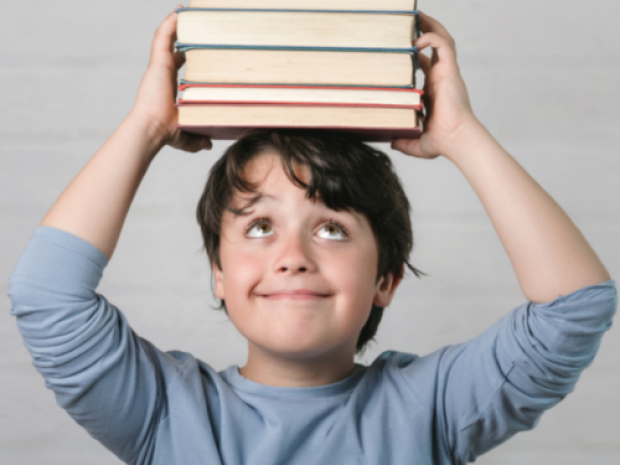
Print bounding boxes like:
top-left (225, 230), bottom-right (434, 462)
top-left (181, 48), bottom-right (418, 88)
top-left (176, 104), bottom-right (423, 141)
top-left (175, 2), bottom-right (424, 141)
top-left (176, 8), bottom-right (418, 50)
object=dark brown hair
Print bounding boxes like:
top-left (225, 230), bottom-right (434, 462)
top-left (196, 129), bottom-right (424, 354)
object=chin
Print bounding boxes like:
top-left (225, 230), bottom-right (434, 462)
top-left (256, 333), bottom-right (353, 360)
top-left (262, 340), bottom-right (325, 359)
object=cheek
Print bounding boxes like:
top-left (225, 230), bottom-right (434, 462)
top-left (222, 249), bottom-right (265, 297)
top-left (322, 246), bottom-right (378, 305)
top-left (219, 250), bottom-right (263, 335)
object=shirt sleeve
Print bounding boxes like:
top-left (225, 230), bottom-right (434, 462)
top-left (401, 280), bottom-right (617, 465)
top-left (7, 227), bottom-right (169, 464)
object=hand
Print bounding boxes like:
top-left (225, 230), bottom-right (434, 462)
top-left (130, 6), bottom-right (212, 152)
top-left (391, 12), bottom-right (481, 160)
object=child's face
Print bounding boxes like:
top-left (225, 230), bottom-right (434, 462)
top-left (213, 152), bottom-right (400, 361)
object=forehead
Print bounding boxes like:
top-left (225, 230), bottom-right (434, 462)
top-left (226, 152), bottom-right (368, 227)
top-left (230, 152), bottom-right (308, 205)
top-left (243, 151), bottom-right (308, 184)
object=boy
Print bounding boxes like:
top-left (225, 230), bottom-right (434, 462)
top-left (8, 7), bottom-right (616, 465)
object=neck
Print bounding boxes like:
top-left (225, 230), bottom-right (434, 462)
top-left (239, 341), bottom-right (357, 388)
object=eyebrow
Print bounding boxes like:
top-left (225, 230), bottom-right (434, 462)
top-left (231, 193), bottom-right (276, 217)
top-left (230, 192), bottom-right (365, 228)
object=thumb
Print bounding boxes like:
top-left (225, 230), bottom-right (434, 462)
top-left (392, 138), bottom-right (423, 158)
top-left (171, 130), bottom-right (213, 152)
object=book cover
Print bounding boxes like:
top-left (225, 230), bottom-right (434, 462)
top-left (176, 124), bottom-right (422, 142)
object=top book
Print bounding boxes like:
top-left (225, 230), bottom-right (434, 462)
top-left (187, 0), bottom-right (418, 11)
top-left (177, 9), bottom-right (419, 50)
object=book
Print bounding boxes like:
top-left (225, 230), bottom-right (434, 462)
top-left (187, 0), bottom-right (418, 11)
top-left (174, 2), bottom-right (424, 141)
top-left (176, 9), bottom-right (418, 50)
top-left (179, 84), bottom-right (423, 108)
top-left (181, 48), bottom-right (417, 88)
top-left (176, 104), bottom-right (423, 141)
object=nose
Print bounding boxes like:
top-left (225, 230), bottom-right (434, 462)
top-left (273, 230), bottom-right (317, 275)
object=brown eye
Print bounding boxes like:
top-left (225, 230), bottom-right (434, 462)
top-left (317, 223), bottom-right (346, 241)
top-left (247, 220), bottom-right (274, 238)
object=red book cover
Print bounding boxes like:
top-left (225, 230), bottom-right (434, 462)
top-left (176, 124), bottom-right (422, 142)
top-left (175, 97), bottom-right (424, 141)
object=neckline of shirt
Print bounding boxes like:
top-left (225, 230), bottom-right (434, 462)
top-left (222, 363), bottom-right (367, 400)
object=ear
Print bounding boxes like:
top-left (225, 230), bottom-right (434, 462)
top-left (211, 262), bottom-right (225, 300)
top-left (372, 265), bottom-right (404, 307)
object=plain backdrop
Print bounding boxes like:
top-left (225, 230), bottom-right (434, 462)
top-left (1, 1), bottom-right (619, 464)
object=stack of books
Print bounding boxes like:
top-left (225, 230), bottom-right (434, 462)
top-left (175, 0), bottom-right (423, 141)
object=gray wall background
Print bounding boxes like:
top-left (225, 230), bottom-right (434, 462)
top-left (1, 1), bottom-right (618, 463)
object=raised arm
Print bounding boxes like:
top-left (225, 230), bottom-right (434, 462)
top-left (40, 7), bottom-right (211, 260)
top-left (392, 12), bottom-right (610, 303)
top-left (9, 9), bottom-right (215, 462)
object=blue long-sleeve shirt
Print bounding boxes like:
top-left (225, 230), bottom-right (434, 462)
top-left (8, 226), bottom-right (617, 465)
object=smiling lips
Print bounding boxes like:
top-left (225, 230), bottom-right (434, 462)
top-left (260, 289), bottom-right (331, 300)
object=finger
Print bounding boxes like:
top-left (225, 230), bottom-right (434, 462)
top-left (172, 131), bottom-right (213, 152)
top-left (150, 7), bottom-right (182, 65)
top-left (417, 52), bottom-right (431, 75)
top-left (173, 50), bottom-right (186, 70)
top-left (419, 87), bottom-right (431, 117)
top-left (414, 32), bottom-right (457, 65)
top-left (418, 11), bottom-right (453, 40)
top-left (391, 138), bottom-right (423, 158)
top-left (422, 92), bottom-right (432, 117)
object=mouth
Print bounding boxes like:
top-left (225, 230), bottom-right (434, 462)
top-left (259, 290), bottom-right (332, 301)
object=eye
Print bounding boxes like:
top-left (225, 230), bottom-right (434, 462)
top-left (246, 218), bottom-right (274, 237)
top-left (317, 220), bottom-right (348, 241)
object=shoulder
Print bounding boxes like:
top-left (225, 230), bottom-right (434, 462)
top-left (368, 348), bottom-right (457, 377)
top-left (140, 344), bottom-right (226, 390)
top-left (364, 349), bottom-right (456, 411)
